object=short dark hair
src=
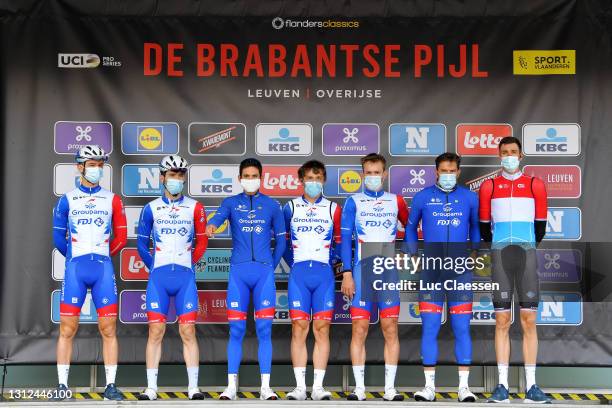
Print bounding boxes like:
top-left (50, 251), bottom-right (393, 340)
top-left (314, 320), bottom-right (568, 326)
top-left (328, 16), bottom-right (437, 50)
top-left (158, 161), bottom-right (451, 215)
top-left (239, 158), bottom-right (262, 177)
top-left (360, 153), bottom-right (387, 170)
top-left (435, 152), bottom-right (461, 169)
top-left (498, 136), bottom-right (522, 153)
top-left (298, 160), bottom-right (326, 181)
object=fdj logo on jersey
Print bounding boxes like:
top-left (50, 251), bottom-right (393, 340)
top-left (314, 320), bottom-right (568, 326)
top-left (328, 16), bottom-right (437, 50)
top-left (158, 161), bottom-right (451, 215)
top-left (241, 225), bottom-right (264, 234)
top-left (296, 225), bottom-right (326, 234)
top-left (202, 169), bottom-right (233, 194)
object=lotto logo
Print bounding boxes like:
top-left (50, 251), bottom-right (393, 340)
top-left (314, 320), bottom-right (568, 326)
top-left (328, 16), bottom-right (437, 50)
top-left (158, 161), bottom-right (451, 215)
top-left (456, 124), bottom-right (512, 156)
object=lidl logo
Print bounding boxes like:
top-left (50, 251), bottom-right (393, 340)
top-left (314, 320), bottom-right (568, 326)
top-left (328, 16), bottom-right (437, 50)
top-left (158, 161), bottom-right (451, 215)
top-left (206, 206), bottom-right (231, 239)
top-left (339, 170), bottom-right (362, 194)
top-left (121, 122), bottom-right (179, 155)
top-left (323, 166), bottom-right (363, 197)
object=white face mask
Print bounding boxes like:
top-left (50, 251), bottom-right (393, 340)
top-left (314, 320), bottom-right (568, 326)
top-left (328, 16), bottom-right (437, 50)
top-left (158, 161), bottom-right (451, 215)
top-left (501, 155), bottom-right (520, 172)
top-left (83, 167), bottom-right (103, 184)
top-left (240, 178), bottom-right (261, 193)
top-left (364, 175), bottom-right (383, 191)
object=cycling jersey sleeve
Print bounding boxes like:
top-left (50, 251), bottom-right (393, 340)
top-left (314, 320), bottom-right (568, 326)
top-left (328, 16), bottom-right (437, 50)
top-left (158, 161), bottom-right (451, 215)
top-left (532, 177), bottom-right (548, 242)
top-left (397, 195), bottom-right (409, 227)
top-left (469, 191), bottom-right (481, 250)
top-left (192, 201), bottom-right (208, 264)
top-left (340, 196), bottom-right (357, 271)
top-left (478, 179), bottom-right (493, 242)
top-left (110, 195), bottom-right (128, 257)
top-left (52, 195), bottom-right (69, 257)
top-left (282, 201), bottom-right (294, 266)
top-left (404, 192), bottom-right (423, 255)
top-left (272, 200), bottom-right (287, 269)
top-left (137, 204), bottom-right (154, 270)
top-left (330, 202), bottom-right (343, 265)
top-left (209, 197), bottom-right (231, 229)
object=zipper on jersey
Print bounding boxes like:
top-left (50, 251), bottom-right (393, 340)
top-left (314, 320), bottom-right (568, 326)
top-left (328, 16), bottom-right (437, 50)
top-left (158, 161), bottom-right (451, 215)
top-left (445, 191), bottom-right (450, 257)
top-left (171, 202), bottom-right (176, 271)
top-left (250, 195), bottom-right (255, 261)
top-left (89, 189), bottom-right (94, 261)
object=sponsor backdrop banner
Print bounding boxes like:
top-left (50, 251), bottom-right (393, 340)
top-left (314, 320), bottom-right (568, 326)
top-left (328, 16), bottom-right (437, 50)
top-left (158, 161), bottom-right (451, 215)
top-left (1, 0), bottom-right (612, 365)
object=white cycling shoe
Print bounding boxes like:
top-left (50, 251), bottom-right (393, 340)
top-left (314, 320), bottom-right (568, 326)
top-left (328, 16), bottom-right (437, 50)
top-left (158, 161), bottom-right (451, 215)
top-left (219, 386), bottom-right (237, 400)
top-left (137, 388), bottom-right (158, 401)
top-left (311, 386), bottom-right (332, 401)
top-left (383, 388), bottom-right (405, 401)
top-left (414, 386), bottom-right (436, 402)
top-left (458, 386), bottom-right (477, 402)
top-left (347, 387), bottom-right (367, 401)
top-left (188, 387), bottom-right (205, 400)
top-left (260, 387), bottom-right (278, 400)
top-left (286, 387), bottom-right (307, 400)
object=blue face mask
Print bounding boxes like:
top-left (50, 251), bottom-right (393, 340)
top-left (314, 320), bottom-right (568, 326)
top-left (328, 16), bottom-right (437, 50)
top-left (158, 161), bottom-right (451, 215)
top-left (165, 178), bottom-right (184, 195)
top-left (304, 181), bottom-right (323, 198)
top-left (83, 167), bottom-right (103, 184)
top-left (364, 175), bottom-right (383, 191)
top-left (438, 173), bottom-right (457, 190)
top-left (501, 155), bottom-right (520, 172)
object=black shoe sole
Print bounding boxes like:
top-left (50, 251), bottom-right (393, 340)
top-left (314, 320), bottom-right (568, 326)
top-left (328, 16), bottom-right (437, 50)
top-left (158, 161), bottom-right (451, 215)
top-left (347, 394), bottom-right (359, 401)
top-left (414, 395), bottom-right (436, 402)
top-left (219, 396), bottom-right (232, 400)
top-left (460, 397), bottom-right (476, 403)
top-left (190, 393), bottom-right (205, 400)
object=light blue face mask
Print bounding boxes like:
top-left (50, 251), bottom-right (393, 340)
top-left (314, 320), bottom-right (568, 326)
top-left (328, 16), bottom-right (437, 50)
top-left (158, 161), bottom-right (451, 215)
top-left (501, 155), bottom-right (520, 172)
top-left (304, 181), bottom-right (323, 198)
top-left (364, 175), bottom-right (383, 191)
top-left (438, 173), bottom-right (457, 190)
top-left (165, 178), bottom-right (184, 195)
top-left (83, 167), bottom-right (103, 184)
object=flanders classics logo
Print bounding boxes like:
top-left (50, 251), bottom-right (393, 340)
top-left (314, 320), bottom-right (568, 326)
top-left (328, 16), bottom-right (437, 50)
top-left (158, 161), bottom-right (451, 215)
top-left (513, 50), bottom-right (575, 75)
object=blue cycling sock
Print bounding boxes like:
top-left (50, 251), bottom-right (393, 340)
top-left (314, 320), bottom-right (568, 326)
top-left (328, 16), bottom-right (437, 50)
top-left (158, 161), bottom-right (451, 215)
top-left (228, 320), bottom-right (246, 374)
top-left (255, 318), bottom-right (273, 374)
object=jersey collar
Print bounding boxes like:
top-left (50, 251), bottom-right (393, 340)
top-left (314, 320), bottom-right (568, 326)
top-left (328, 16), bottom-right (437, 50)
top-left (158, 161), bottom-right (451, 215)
top-left (364, 188), bottom-right (385, 198)
top-left (241, 191), bottom-right (260, 199)
top-left (501, 170), bottom-right (523, 181)
top-left (78, 183), bottom-right (101, 194)
top-left (162, 194), bottom-right (184, 205)
top-left (435, 183), bottom-right (456, 193)
top-left (301, 195), bottom-right (323, 204)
